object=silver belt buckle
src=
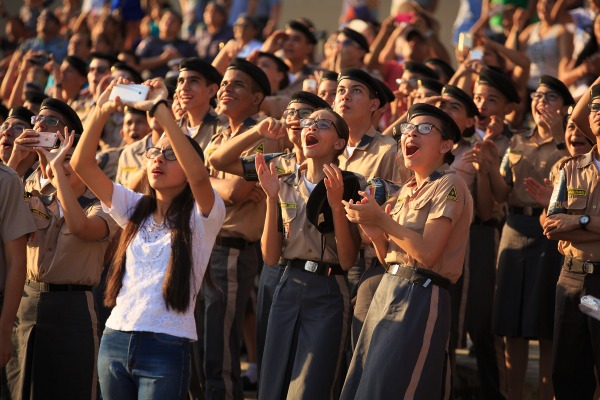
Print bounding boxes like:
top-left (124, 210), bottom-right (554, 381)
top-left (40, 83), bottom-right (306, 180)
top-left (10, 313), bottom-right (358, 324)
top-left (305, 261), bottom-right (319, 273)
top-left (389, 264), bottom-right (400, 275)
top-left (583, 261), bottom-right (594, 274)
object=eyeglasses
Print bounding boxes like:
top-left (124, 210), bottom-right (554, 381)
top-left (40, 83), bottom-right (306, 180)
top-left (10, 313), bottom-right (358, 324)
top-left (234, 23), bottom-right (252, 29)
top-left (89, 66), bottom-right (109, 74)
top-left (396, 77), bottom-right (419, 89)
top-left (31, 115), bottom-right (66, 127)
top-left (589, 103), bottom-right (600, 113)
top-left (300, 118), bottom-right (338, 131)
top-left (337, 39), bottom-right (357, 47)
top-left (0, 123), bottom-right (26, 134)
top-left (530, 91), bottom-right (560, 102)
top-left (283, 108), bottom-right (313, 119)
top-left (145, 147), bottom-right (177, 161)
top-left (399, 122), bottom-right (441, 135)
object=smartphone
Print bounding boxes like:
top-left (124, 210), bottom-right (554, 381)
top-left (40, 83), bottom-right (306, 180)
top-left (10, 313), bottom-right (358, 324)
top-left (303, 78), bottom-right (317, 92)
top-left (31, 52), bottom-right (50, 66)
top-left (458, 32), bottom-right (473, 52)
top-left (24, 131), bottom-right (58, 148)
top-left (470, 49), bottom-right (483, 61)
top-left (395, 13), bottom-right (415, 24)
top-left (109, 84), bottom-right (150, 103)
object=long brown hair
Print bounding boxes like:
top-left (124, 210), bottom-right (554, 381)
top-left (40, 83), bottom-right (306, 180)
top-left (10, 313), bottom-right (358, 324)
top-left (105, 137), bottom-right (206, 313)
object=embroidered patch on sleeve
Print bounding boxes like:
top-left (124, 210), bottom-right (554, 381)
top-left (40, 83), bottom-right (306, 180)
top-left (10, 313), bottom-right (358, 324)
top-left (254, 143), bottom-right (265, 154)
top-left (567, 188), bottom-right (587, 197)
top-left (446, 186), bottom-right (458, 201)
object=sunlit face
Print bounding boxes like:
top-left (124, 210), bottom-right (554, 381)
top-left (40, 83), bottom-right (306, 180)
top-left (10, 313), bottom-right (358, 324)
top-left (256, 56), bottom-right (284, 94)
top-left (531, 85), bottom-right (565, 126)
top-left (400, 115), bottom-right (453, 173)
top-left (217, 69), bottom-right (262, 118)
top-left (301, 109), bottom-right (345, 160)
top-left (45, 147), bottom-right (86, 195)
top-left (282, 28), bottom-right (314, 62)
top-left (177, 70), bottom-right (216, 113)
top-left (122, 112), bottom-right (150, 145)
top-left (565, 117), bottom-right (593, 156)
top-left (439, 96), bottom-right (474, 133)
top-left (334, 78), bottom-right (378, 123)
top-left (284, 102), bottom-right (316, 149)
top-left (318, 80), bottom-right (337, 106)
top-left (588, 100), bottom-right (600, 137)
top-left (0, 117), bottom-right (30, 163)
top-left (88, 58), bottom-right (111, 96)
top-left (146, 137), bottom-right (187, 192)
top-left (473, 83), bottom-right (511, 132)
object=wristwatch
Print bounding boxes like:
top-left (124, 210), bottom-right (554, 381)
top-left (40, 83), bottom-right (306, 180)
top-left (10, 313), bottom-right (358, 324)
top-left (580, 215), bottom-right (590, 230)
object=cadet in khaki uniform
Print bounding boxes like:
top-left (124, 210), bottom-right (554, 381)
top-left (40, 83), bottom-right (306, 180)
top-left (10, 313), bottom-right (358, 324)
top-left (341, 104), bottom-right (473, 400)
top-left (334, 68), bottom-right (402, 345)
top-left (0, 107), bottom-right (35, 166)
top-left (177, 57), bottom-right (222, 151)
top-left (0, 164), bottom-right (36, 369)
top-left (546, 83), bottom-right (600, 399)
top-left (484, 75), bottom-right (573, 400)
top-left (4, 98), bottom-right (117, 400)
top-left (256, 108), bottom-right (362, 400)
top-left (203, 58), bottom-right (284, 400)
top-left (208, 91), bottom-right (331, 379)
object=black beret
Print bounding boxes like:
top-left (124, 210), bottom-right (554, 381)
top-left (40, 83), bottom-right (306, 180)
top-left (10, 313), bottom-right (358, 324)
top-left (538, 75), bottom-right (574, 105)
top-left (124, 106), bottom-right (146, 116)
top-left (442, 84), bottom-right (479, 117)
top-left (64, 55), bottom-right (88, 77)
top-left (207, 0), bottom-right (228, 16)
top-left (338, 68), bottom-right (388, 108)
top-left (39, 98), bottom-right (84, 135)
top-left (0, 103), bottom-right (7, 120)
top-left (112, 61), bottom-right (143, 83)
top-left (7, 106), bottom-right (34, 126)
top-left (289, 91), bottom-right (331, 109)
top-left (426, 58), bottom-right (456, 80)
top-left (418, 78), bottom-right (443, 94)
top-left (404, 61), bottom-right (440, 80)
top-left (407, 103), bottom-right (461, 143)
top-left (342, 27), bottom-right (370, 53)
top-left (591, 84), bottom-right (600, 102)
top-left (286, 20), bottom-right (317, 45)
top-left (477, 68), bottom-right (520, 104)
top-left (306, 171), bottom-right (363, 234)
top-left (180, 57), bottom-right (223, 84)
top-left (164, 75), bottom-right (178, 100)
top-left (90, 52), bottom-right (118, 66)
top-left (321, 70), bottom-right (339, 82)
top-left (257, 52), bottom-right (289, 73)
top-left (24, 90), bottom-right (48, 104)
top-left (227, 58), bottom-right (271, 96)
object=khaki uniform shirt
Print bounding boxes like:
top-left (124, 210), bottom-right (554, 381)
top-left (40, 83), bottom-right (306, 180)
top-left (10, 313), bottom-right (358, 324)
top-left (24, 173), bottom-right (117, 286)
top-left (451, 134), bottom-right (481, 195)
top-left (205, 115), bottom-right (284, 242)
top-left (384, 166), bottom-right (473, 283)
top-left (116, 135), bottom-right (151, 187)
top-left (0, 165), bottom-right (36, 290)
top-left (551, 148), bottom-right (600, 261)
top-left (279, 165), bottom-right (359, 264)
top-left (181, 108), bottom-right (219, 151)
top-left (339, 127), bottom-right (400, 182)
top-left (500, 130), bottom-right (568, 207)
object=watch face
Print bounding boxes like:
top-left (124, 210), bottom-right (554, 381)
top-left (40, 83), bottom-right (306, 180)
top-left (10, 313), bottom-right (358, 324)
top-left (581, 215), bottom-right (590, 224)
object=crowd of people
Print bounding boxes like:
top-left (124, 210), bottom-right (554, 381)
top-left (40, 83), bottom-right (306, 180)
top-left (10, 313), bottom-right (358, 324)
top-left (0, 0), bottom-right (599, 399)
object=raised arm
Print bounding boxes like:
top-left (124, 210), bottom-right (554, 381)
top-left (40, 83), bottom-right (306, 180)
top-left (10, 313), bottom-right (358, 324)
top-left (256, 153), bottom-right (282, 264)
top-left (570, 75), bottom-right (599, 140)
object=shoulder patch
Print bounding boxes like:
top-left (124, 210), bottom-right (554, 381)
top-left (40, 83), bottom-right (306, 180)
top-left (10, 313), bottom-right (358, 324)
top-left (567, 188), bottom-right (587, 197)
top-left (254, 143), bottom-right (265, 154)
top-left (275, 166), bottom-right (287, 174)
top-left (446, 186), bottom-right (458, 201)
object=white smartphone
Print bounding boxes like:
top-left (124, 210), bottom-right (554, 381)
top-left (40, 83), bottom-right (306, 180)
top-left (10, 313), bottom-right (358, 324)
top-left (458, 32), bottom-right (473, 52)
top-left (470, 49), bottom-right (483, 61)
top-left (303, 78), bottom-right (318, 92)
top-left (109, 84), bottom-right (149, 103)
top-left (24, 131), bottom-right (58, 148)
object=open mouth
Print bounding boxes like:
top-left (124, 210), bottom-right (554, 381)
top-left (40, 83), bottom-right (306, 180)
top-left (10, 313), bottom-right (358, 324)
top-left (569, 139), bottom-right (586, 148)
top-left (405, 142), bottom-right (420, 156)
top-left (304, 134), bottom-right (319, 148)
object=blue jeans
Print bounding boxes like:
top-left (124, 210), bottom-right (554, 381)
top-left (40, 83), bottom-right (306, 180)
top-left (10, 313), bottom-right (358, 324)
top-left (98, 328), bottom-right (191, 400)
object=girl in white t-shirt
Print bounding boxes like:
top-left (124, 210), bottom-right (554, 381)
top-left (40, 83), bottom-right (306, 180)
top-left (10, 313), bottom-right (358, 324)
top-left (71, 77), bottom-right (225, 400)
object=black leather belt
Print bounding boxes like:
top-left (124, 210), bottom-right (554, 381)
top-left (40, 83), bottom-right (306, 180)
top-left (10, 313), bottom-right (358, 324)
top-left (472, 216), bottom-right (501, 228)
top-left (214, 235), bottom-right (252, 250)
top-left (287, 259), bottom-right (346, 276)
top-left (386, 264), bottom-right (450, 290)
top-left (564, 257), bottom-right (600, 275)
top-left (508, 206), bottom-right (544, 217)
top-left (26, 279), bottom-right (92, 292)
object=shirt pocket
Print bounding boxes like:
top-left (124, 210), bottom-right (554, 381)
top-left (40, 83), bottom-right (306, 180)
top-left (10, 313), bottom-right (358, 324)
top-left (508, 151), bottom-right (523, 167)
top-left (566, 194), bottom-right (588, 213)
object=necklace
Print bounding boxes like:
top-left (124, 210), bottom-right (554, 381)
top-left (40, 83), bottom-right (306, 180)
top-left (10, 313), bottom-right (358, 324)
top-left (143, 216), bottom-right (168, 243)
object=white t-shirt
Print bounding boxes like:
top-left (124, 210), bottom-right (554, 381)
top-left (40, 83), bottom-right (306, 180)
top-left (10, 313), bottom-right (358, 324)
top-left (102, 183), bottom-right (226, 340)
